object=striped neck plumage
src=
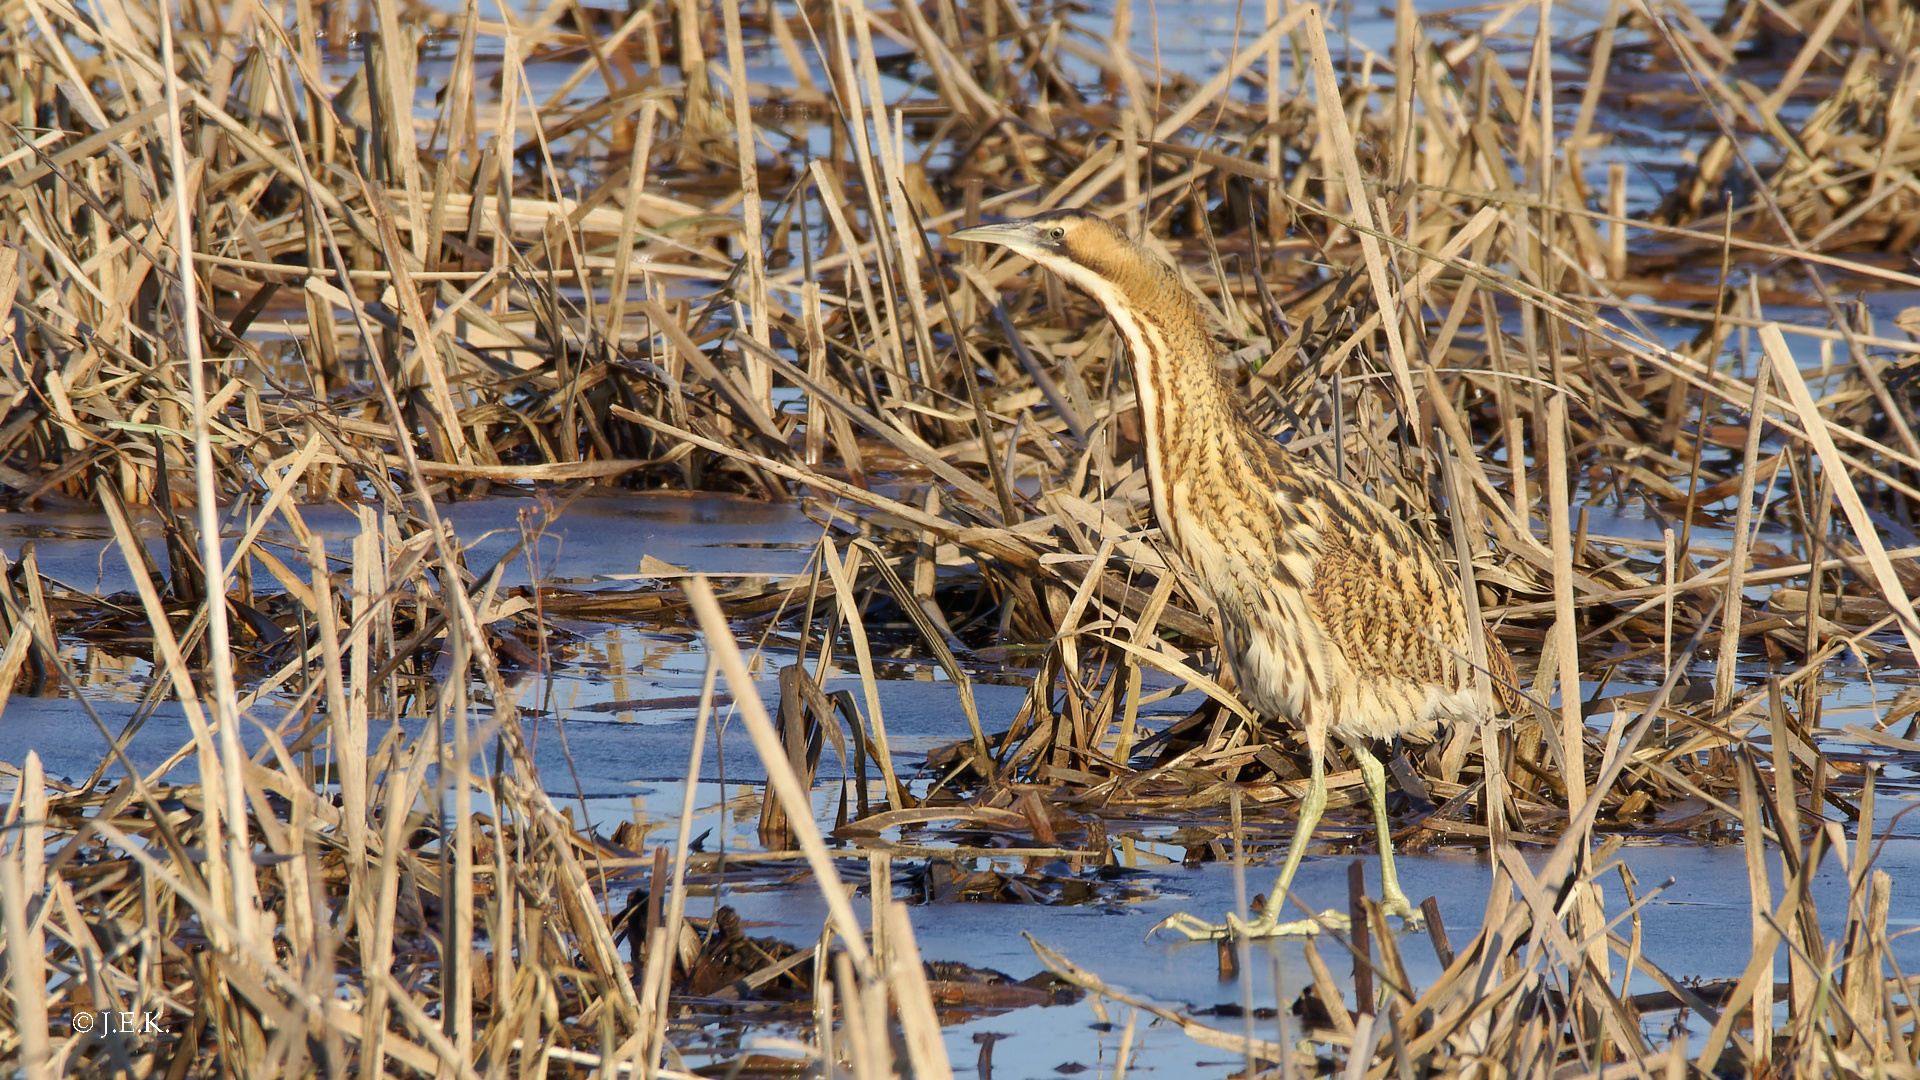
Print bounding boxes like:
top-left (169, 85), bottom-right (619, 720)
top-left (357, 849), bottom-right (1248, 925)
top-left (945, 211), bottom-right (1282, 526)
top-left (1031, 246), bottom-right (1280, 540)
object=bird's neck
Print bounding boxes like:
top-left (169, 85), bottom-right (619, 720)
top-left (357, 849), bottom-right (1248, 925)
top-left (1100, 281), bottom-right (1289, 548)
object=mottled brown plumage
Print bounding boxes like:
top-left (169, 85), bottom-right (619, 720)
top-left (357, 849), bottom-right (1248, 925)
top-left (952, 208), bottom-right (1519, 938)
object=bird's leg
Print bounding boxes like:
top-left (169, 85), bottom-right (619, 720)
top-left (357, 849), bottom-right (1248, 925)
top-left (1353, 741), bottom-right (1424, 930)
top-left (1148, 741), bottom-right (1348, 940)
top-left (1241, 744), bottom-right (1346, 933)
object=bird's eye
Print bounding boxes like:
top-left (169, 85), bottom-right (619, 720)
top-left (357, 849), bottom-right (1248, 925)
top-left (1047, 226), bottom-right (1065, 241)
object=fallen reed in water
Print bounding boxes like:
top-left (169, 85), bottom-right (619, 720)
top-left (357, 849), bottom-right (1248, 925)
top-left (2, 0), bottom-right (1918, 1073)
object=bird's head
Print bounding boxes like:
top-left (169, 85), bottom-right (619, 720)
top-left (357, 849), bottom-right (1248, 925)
top-left (949, 208), bottom-right (1151, 304)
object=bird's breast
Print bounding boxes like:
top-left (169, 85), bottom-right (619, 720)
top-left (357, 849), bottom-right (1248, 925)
top-left (1162, 498), bottom-right (1324, 717)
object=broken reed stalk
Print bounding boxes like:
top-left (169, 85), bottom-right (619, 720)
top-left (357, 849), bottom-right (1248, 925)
top-left (156, 0), bottom-right (248, 922)
top-left (688, 576), bottom-right (875, 971)
top-left (644, 650), bottom-right (720, 1073)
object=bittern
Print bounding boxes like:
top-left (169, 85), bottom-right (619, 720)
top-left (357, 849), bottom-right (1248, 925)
top-left (951, 209), bottom-right (1519, 938)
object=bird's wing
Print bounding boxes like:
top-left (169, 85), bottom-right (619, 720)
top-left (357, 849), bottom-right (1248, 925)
top-left (1303, 493), bottom-right (1470, 690)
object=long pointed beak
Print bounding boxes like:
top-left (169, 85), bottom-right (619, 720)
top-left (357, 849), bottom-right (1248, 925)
top-left (948, 221), bottom-right (1031, 246)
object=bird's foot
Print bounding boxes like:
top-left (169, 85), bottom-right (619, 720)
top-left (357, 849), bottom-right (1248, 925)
top-left (1147, 907), bottom-right (1350, 941)
top-left (1379, 893), bottom-right (1425, 932)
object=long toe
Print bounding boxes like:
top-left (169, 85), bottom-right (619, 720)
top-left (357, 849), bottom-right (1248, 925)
top-left (1245, 909), bottom-right (1351, 937)
top-left (1151, 907), bottom-right (1358, 940)
top-left (1146, 910), bottom-right (1235, 941)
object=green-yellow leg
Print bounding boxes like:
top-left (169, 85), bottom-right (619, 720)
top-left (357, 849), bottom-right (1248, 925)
top-left (1148, 745), bottom-right (1348, 940)
top-left (1352, 741), bottom-right (1425, 930)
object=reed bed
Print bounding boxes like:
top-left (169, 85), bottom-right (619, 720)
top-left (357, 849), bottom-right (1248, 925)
top-left (1, 0), bottom-right (1918, 1073)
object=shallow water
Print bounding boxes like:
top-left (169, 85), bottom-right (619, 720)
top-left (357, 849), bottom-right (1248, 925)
top-left (2, 485), bottom-right (1915, 1074)
top-left (3, 494), bottom-right (824, 598)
